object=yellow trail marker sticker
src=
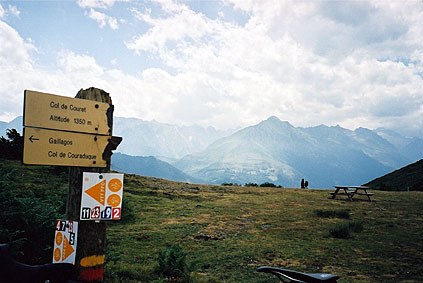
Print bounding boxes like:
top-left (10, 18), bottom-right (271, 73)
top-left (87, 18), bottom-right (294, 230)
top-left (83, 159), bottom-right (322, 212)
top-left (81, 173), bottom-right (124, 221)
top-left (53, 220), bottom-right (78, 264)
top-left (80, 255), bottom-right (105, 267)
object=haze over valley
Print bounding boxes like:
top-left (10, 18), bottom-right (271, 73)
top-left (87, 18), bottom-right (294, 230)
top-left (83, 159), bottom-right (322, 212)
top-left (3, 115), bottom-right (422, 188)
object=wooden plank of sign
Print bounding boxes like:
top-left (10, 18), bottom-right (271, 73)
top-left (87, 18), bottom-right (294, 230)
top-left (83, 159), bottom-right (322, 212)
top-left (23, 127), bottom-right (109, 167)
top-left (24, 90), bottom-right (112, 135)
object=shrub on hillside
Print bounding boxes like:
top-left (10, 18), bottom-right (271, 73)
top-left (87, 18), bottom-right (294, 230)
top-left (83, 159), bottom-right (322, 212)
top-left (259, 182), bottom-right (283, 188)
top-left (259, 182), bottom-right (276, 187)
top-left (155, 244), bottom-right (192, 282)
top-left (329, 220), bottom-right (364, 239)
top-left (348, 220), bottom-right (364, 233)
top-left (329, 223), bottom-right (351, 238)
top-left (244, 183), bottom-right (258, 187)
top-left (221, 182), bottom-right (240, 186)
top-left (315, 209), bottom-right (350, 219)
top-left (0, 129), bottom-right (23, 160)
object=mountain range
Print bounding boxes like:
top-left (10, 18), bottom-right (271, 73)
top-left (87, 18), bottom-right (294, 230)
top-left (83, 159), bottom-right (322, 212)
top-left (2, 115), bottom-right (422, 188)
top-left (111, 152), bottom-right (197, 183)
top-left (1, 116), bottom-right (233, 160)
top-left (174, 116), bottom-right (420, 188)
top-left (113, 117), bottom-right (234, 160)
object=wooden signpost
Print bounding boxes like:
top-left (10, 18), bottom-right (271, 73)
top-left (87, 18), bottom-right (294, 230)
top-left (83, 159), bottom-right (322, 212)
top-left (24, 90), bottom-right (112, 135)
top-left (23, 127), bottom-right (110, 167)
top-left (22, 87), bottom-right (122, 282)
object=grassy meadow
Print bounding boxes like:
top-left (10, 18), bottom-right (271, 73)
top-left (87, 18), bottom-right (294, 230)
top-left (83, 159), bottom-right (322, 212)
top-left (105, 174), bottom-right (423, 282)
top-left (1, 159), bottom-right (422, 282)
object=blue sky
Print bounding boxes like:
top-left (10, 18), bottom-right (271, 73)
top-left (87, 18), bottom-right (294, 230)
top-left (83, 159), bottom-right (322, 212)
top-left (1, 0), bottom-right (422, 138)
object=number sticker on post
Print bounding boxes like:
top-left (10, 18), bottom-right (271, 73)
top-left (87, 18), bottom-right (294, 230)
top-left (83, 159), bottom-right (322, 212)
top-left (53, 220), bottom-right (78, 264)
top-left (80, 172), bottom-right (124, 220)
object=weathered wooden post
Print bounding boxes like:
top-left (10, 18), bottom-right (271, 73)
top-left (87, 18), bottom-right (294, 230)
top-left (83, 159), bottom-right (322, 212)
top-left (23, 87), bottom-right (122, 281)
top-left (66, 87), bottom-right (121, 281)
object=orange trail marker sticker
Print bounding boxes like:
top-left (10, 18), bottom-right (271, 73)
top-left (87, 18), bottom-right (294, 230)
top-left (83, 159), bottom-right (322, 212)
top-left (54, 248), bottom-right (61, 262)
top-left (81, 172), bottom-right (124, 221)
top-left (107, 194), bottom-right (121, 207)
top-left (85, 180), bottom-right (106, 205)
top-left (55, 232), bottom-right (63, 246)
top-left (108, 178), bottom-right (122, 192)
top-left (53, 220), bottom-right (78, 264)
top-left (62, 235), bottom-right (75, 261)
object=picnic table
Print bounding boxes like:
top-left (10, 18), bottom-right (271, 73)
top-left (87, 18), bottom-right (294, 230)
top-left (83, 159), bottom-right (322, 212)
top-left (330, 186), bottom-right (373, 202)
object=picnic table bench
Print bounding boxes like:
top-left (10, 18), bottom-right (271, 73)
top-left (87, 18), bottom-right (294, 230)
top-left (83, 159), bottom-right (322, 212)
top-left (330, 186), bottom-right (373, 202)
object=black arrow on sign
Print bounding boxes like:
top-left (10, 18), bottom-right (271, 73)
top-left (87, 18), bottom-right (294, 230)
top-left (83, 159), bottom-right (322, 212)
top-left (29, 135), bottom-right (39, 143)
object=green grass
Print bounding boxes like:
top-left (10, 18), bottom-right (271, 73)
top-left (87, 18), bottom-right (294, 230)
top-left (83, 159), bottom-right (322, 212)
top-left (1, 159), bottom-right (423, 282)
top-left (329, 220), bottom-right (363, 239)
top-left (315, 209), bottom-right (351, 219)
top-left (105, 174), bottom-right (423, 282)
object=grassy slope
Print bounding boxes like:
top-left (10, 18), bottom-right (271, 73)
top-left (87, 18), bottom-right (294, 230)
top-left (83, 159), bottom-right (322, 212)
top-left (106, 174), bottom-right (423, 282)
top-left (0, 159), bottom-right (68, 263)
top-left (1, 160), bottom-right (422, 282)
top-left (365, 159), bottom-right (423, 191)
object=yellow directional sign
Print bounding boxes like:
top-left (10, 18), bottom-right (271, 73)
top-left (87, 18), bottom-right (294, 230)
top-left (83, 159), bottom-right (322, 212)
top-left (23, 127), bottom-right (109, 167)
top-left (24, 90), bottom-right (112, 135)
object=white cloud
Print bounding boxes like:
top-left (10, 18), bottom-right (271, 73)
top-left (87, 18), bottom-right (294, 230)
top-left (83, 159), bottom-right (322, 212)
top-left (0, 21), bottom-right (35, 70)
top-left (58, 50), bottom-right (104, 76)
top-left (0, 4), bottom-right (21, 19)
top-left (86, 8), bottom-right (119, 29)
top-left (1, 1), bottom-right (423, 139)
top-left (0, 20), bottom-right (38, 121)
top-left (0, 5), bottom-right (4, 19)
top-left (127, 5), bottom-right (214, 53)
top-left (77, 0), bottom-right (123, 30)
top-left (123, 0), bottom-right (423, 137)
top-left (77, 0), bottom-right (117, 9)
top-left (8, 5), bottom-right (20, 18)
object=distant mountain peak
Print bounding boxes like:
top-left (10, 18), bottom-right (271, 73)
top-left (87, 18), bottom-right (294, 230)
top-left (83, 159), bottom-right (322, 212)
top-left (260, 116), bottom-right (293, 127)
top-left (266, 116), bottom-right (281, 122)
top-left (355, 127), bottom-right (375, 135)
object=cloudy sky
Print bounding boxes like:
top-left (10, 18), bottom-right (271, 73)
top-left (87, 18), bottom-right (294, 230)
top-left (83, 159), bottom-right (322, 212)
top-left (1, 0), bottom-right (422, 137)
